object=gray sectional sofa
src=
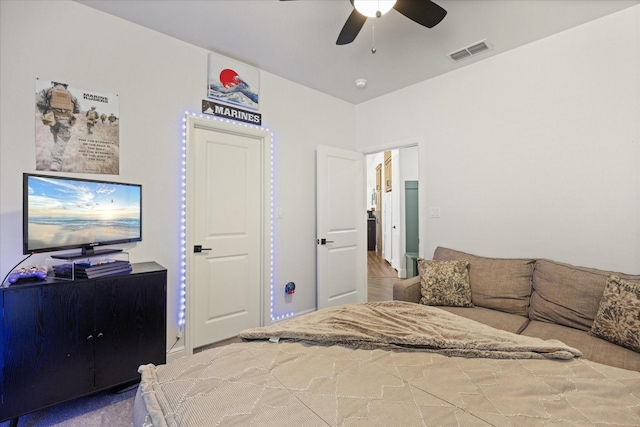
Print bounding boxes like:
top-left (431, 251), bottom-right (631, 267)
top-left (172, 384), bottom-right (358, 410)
top-left (393, 246), bottom-right (640, 372)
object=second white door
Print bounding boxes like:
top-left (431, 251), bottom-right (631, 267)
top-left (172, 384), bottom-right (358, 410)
top-left (316, 145), bottom-right (367, 309)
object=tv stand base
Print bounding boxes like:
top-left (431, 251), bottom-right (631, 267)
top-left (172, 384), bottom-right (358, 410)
top-left (50, 248), bottom-right (123, 260)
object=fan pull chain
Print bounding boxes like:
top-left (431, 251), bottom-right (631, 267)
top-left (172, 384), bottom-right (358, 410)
top-left (371, 24), bottom-right (377, 54)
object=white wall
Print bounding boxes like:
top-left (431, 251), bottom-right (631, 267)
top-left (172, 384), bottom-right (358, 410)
top-left (0, 1), bottom-right (355, 353)
top-left (399, 146), bottom-right (419, 184)
top-left (366, 152), bottom-right (383, 211)
top-left (356, 5), bottom-right (640, 273)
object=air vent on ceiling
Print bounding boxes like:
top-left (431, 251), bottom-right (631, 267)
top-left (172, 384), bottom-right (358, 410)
top-left (448, 39), bottom-right (492, 62)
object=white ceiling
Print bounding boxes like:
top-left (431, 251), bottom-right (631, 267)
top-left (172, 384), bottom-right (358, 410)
top-left (75, 0), bottom-right (639, 104)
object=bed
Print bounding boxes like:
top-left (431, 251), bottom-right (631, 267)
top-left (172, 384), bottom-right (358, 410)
top-left (134, 301), bottom-right (640, 426)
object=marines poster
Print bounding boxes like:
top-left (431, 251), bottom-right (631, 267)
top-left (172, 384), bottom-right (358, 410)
top-left (35, 78), bottom-right (120, 174)
top-left (207, 52), bottom-right (259, 111)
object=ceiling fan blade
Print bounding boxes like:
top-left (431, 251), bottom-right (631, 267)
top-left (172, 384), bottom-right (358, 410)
top-left (336, 9), bottom-right (367, 45)
top-left (393, 0), bottom-right (447, 28)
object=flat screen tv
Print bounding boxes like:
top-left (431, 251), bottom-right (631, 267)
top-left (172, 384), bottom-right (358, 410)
top-left (23, 173), bottom-right (142, 258)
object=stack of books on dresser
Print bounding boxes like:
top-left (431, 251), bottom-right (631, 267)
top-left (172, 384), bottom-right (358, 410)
top-left (74, 259), bottom-right (132, 279)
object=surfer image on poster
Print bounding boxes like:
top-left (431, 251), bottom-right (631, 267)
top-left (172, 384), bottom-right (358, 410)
top-left (207, 53), bottom-right (259, 111)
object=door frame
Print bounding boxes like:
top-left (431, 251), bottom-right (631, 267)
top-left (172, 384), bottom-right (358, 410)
top-left (360, 137), bottom-right (423, 279)
top-left (184, 115), bottom-right (272, 355)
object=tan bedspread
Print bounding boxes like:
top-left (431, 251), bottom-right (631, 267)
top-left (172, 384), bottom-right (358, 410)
top-left (136, 302), bottom-right (640, 426)
top-left (240, 301), bottom-right (582, 360)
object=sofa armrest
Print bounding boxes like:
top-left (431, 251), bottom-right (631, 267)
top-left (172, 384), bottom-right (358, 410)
top-left (393, 276), bottom-right (421, 303)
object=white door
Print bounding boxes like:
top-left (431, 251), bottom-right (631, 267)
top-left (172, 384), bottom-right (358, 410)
top-left (316, 145), bottom-right (366, 309)
top-left (187, 117), bottom-right (269, 349)
top-left (391, 183), bottom-right (401, 270)
top-left (383, 191), bottom-right (393, 263)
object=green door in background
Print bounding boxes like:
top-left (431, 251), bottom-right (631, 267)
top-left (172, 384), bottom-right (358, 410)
top-left (405, 180), bottom-right (419, 277)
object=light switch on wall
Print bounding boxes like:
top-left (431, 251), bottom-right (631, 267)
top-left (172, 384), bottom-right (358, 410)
top-left (429, 207), bottom-right (441, 218)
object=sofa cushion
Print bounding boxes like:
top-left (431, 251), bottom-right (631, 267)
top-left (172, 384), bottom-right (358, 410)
top-left (530, 259), bottom-right (640, 331)
top-left (437, 306), bottom-right (530, 335)
top-left (521, 320), bottom-right (640, 372)
top-left (433, 247), bottom-right (535, 316)
top-left (590, 275), bottom-right (640, 352)
top-left (393, 276), bottom-right (421, 304)
top-left (417, 259), bottom-right (473, 307)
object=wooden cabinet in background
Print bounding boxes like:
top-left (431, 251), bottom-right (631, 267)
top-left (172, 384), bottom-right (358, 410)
top-left (384, 151), bottom-right (392, 192)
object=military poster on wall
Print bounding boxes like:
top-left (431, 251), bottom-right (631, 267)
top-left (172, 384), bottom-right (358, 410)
top-left (35, 78), bottom-right (120, 174)
top-left (207, 52), bottom-right (259, 111)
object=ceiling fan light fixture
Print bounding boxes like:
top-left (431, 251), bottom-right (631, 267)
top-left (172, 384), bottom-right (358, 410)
top-left (353, 0), bottom-right (397, 18)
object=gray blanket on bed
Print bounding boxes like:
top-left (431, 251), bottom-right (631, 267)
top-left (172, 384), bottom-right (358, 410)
top-left (239, 301), bottom-right (582, 360)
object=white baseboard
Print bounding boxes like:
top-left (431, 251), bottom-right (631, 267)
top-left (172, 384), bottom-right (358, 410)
top-left (266, 307), bottom-right (316, 326)
top-left (293, 307), bottom-right (317, 318)
top-left (166, 345), bottom-right (187, 362)
top-left (166, 309), bottom-right (319, 361)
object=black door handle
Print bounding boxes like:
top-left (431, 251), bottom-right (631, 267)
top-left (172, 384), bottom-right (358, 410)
top-left (317, 238), bottom-right (334, 245)
top-left (194, 245), bottom-right (212, 253)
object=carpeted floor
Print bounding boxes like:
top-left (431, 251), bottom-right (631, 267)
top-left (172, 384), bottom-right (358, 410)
top-left (0, 385), bottom-right (137, 427)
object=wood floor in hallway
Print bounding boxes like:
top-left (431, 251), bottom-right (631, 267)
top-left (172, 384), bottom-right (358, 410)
top-left (367, 251), bottom-right (398, 302)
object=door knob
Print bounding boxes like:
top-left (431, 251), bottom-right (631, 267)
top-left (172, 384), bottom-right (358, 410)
top-left (194, 245), bottom-right (212, 253)
top-left (318, 238), bottom-right (334, 245)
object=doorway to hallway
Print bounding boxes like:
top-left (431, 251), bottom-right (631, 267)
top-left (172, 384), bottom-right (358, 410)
top-left (365, 145), bottom-right (419, 294)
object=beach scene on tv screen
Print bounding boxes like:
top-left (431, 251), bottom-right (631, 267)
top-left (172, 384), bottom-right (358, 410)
top-left (27, 176), bottom-right (141, 251)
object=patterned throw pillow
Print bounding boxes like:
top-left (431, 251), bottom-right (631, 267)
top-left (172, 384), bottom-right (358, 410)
top-left (417, 259), bottom-right (473, 307)
top-left (589, 275), bottom-right (640, 352)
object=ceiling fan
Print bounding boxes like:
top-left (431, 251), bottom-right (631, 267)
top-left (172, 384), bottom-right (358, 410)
top-left (281, 0), bottom-right (447, 45)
